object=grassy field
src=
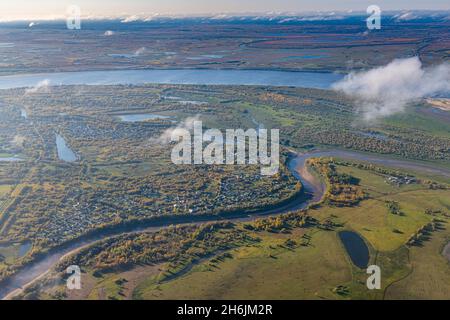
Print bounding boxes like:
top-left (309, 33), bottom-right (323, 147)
top-left (134, 229), bottom-right (351, 300)
top-left (37, 161), bottom-right (448, 300)
top-left (0, 185), bottom-right (12, 196)
top-left (132, 166), bottom-right (448, 300)
top-left (384, 221), bottom-right (450, 300)
top-left (383, 106), bottom-right (450, 138)
top-left (0, 242), bottom-right (31, 264)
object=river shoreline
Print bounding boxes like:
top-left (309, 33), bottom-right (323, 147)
top-left (0, 69), bottom-right (343, 90)
top-left (0, 66), bottom-right (345, 80)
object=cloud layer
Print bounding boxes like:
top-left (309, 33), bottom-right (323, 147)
top-left (332, 57), bottom-right (450, 121)
top-left (133, 47), bottom-right (146, 56)
top-left (25, 79), bottom-right (50, 94)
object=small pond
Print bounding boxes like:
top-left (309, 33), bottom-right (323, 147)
top-left (18, 241), bottom-right (32, 257)
top-left (0, 241), bottom-right (32, 259)
top-left (56, 134), bottom-right (77, 162)
top-left (338, 231), bottom-right (370, 269)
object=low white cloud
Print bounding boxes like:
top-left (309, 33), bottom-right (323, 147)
top-left (332, 57), bottom-right (450, 121)
top-left (121, 14), bottom-right (160, 23)
top-left (25, 79), bottom-right (50, 94)
top-left (104, 30), bottom-right (115, 36)
top-left (120, 15), bottom-right (140, 23)
top-left (393, 12), bottom-right (414, 21)
top-left (210, 14), bottom-right (229, 20)
top-left (151, 115), bottom-right (200, 145)
top-left (134, 47), bottom-right (146, 56)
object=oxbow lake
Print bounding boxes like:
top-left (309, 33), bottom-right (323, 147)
top-left (338, 231), bottom-right (370, 269)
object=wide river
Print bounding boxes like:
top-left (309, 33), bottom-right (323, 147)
top-left (0, 69), bottom-right (343, 90)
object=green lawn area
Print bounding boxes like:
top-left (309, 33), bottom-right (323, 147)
top-left (311, 165), bottom-right (447, 252)
top-left (130, 163), bottom-right (450, 300)
top-left (0, 153), bottom-right (14, 158)
top-left (30, 161), bottom-right (450, 300)
top-left (384, 221), bottom-right (450, 300)
top-left (383, 106), bottom-right (450, 138)
top-left (0, 242), bottom-right (31, 264)
top-left (134, 229), bottom-right (352, 300)
top-left (0, 185), bottom-right (12, 196)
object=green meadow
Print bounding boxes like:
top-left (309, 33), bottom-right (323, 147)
top-left (37, 162), bottom-right (448, 300)
top-left (131, 164), bottom-right (449, 300)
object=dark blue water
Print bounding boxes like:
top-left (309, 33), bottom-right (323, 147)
top-left (338, 231), bottom-right (370, 269)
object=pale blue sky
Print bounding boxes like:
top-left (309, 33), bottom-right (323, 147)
top-left (1, 0), bottom-right (449, 20)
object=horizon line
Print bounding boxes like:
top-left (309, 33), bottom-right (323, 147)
top-left (1, 9), bottom-right (450, 23)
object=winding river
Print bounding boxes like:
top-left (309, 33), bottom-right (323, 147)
top-left (0, 152), bottom-right (320, 299)
top-left (1, 149), bottom-right (450, 299)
